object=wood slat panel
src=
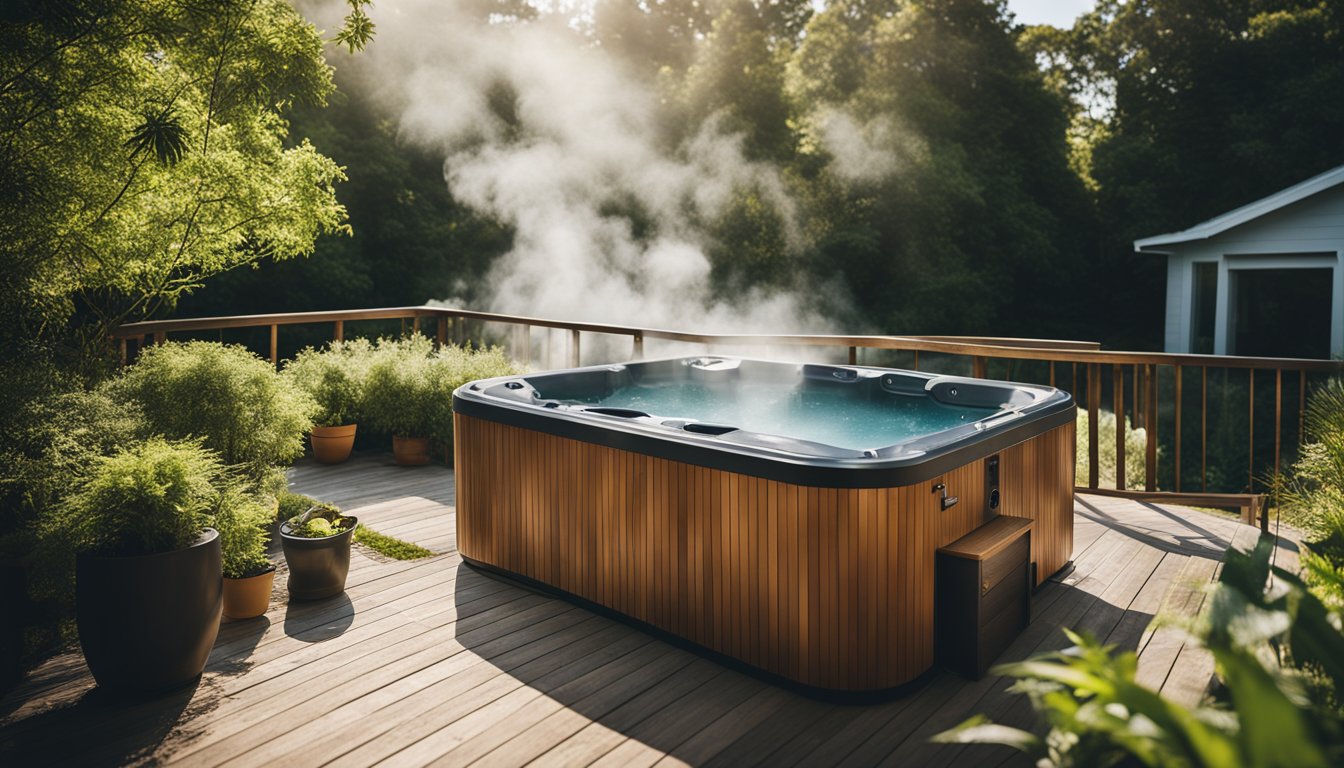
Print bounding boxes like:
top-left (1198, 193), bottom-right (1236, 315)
top-left (455, 414), bottom-right (1075, 692)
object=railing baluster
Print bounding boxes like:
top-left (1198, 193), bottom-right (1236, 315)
top-left (1145, 363), bottom-right (1157, 491)
top-left (571, 329), bottom-right (581, 367)
top-left (1089, 363), bottom-right (1100, 489)
top-left (1133, 363), bottom-right (1141, 429)
top-left (412, 316), bottom-right (421, 336)
top-left (1202, 367), bottom-right (1208, 493)
top-left (1174, 364), bottom-right (1182, 493)
top-left (913, 350), bottom-right (919, 371)
top-left (1114, 364), bottom-right (1125, 491)
top-left (335, 320), bottom-right (344, 343)
top-left (1275, 368), bottom-right (1283, 478)
top-left (973, 356), bottom-right (987, 379)
top-left (848, 346), bottom-right (857, 365)
top-left (436, 317), bottom-right (446, 350)
top-left (269, 324), bottom-right (278, 368)
top-left (1248, 369), bottom-right (1255, 492)
top-left (523, 324), bottom-right (532, 365)
top-left (634, 331), bottom-right (644, 360)
top-left (1300, 371), bottom-right (1307, 447)
top-left (119, 337), bottom-right (127, 366)
top-left (1049, 360), bottom-right (1055, 388)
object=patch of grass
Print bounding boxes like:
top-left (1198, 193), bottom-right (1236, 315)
top-left (352, 526), bottom-right (434, 560)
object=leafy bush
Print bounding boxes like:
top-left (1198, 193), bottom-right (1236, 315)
top-left (213, 485), bottom-right (274, 579)
top-left (1075, 410), bottom-right (1152, 490)
top-left (934, 537), bottom-right (1344, 767)
top-left (0, 387), bottom-right (147, 541)
top-left (361, 335), bottom-right (517, 446)
top-left (282, 339), bottom-right (373, 427)
top-left (33, 439), bottom-right (223, 602)
top-left (1272, 378), bottom-right (1344, 608)
top-left (111, 341), bottom-right (316, 477)
top-left (277, 491), bottom-right (321, 524)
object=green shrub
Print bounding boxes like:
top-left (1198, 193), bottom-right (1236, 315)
top-left (0, 387), bottom-right (147, 541)
top-left (361, 335), bottom-right (437, 439)
top-left (33, 439), bottom-right (223, 601)
top-left (1075, 410), bottom-right (1153, 489)
top-left (361, 335), bottom-right (517, 446)
top-left (213, 485), bottom-right (274, 579)
top-left (111, 341), bottom-right (316, 477)
top-left (1272, 378), bottom-right (1344, 606)
top-left (282, 338), bottom-right (373, 427)
top-left (277, 491), bottom-right (320, 523)
top-left (934, 537), bottom-right (1344, 767)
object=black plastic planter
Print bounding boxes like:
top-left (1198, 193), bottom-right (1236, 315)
top-left (75, 529), bottom-right (222, 695)
top-left (280, 517), bottom-right (357, 600)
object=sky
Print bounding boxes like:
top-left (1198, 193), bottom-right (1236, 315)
top-left (1007, 0), bottom-right (1095, 27)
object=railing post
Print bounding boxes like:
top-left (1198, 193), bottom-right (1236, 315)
top-left (412, 316), bottom-right (421, 336)
top-left (269, 324), bottom-right (278, 368)
top-left (570, 329), bottom-right (581, 367)
top-left (1088, 363), bottom-right (1100, 490)
top-left (153, 331), bottom-right (165, 346)
top-left (436, 317), bottom-right (447, 350)
top-left (334, 320), bottom-right (344, 343)
top-left (973, 356), bottom-right (987, 379)
top-left (1202, 367), bottom-right (1208, 493)
top-left (848, 346), bottom-right (857, 365)
top-left (1114, 364), bottom-right (1126, 491)
top-left (633, 331), bottom-right (644, 360)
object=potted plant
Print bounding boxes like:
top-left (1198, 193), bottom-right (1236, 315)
top-left (363, 336), bottom-right (435, 466)
top-left (215, 487), bottom-right (276, 619)
top-left (283, 340), bottom-right (371, 465)
top-left (280, 504), bottom-right (358, 600)
top-left (39, 439), bottom-right (224, 695)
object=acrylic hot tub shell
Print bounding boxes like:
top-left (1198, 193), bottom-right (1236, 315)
top-left (452, 357), bottom-right (1076, 695)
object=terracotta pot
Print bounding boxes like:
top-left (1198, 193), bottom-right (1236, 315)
top-left (223, 566), bottom-right (276, 619)
top-left (280, 517), bottom-right (358, 600)
top-left (76, 529), bottom-right (222, 695)
top-left (392, 436), bottom-right (430, 466)
top-left (310, 424), bottom-right (357, 465)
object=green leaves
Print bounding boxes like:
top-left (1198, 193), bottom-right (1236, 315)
top-left (334, 1), bottom-right (376, 54)
top-left (125, 106), bottom-right (190, 164)
top-left (934, 539), bottom-right (1344, 767)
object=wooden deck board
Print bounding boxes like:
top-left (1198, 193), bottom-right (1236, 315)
top-left (0, 457), bottom-right (1304, 767)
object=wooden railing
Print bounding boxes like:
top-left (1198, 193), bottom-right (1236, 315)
top-left (113, 305), bottom-right (1344, 512)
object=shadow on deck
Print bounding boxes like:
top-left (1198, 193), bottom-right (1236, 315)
top-left (0, 456), bottom-right (1300, 767)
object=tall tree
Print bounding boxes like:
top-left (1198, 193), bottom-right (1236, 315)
top-left (0, 0), bottom-right (370, 367)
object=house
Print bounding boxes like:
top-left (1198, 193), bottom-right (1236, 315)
top-left (1135, 164), bottom-right (1344, 359)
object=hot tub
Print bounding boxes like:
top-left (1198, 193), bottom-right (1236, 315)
top-left (452, 356), bottom-right (1076, 695)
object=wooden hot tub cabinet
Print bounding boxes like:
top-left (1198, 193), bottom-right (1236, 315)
top-left (454, 412), bottom-right (1075, 695)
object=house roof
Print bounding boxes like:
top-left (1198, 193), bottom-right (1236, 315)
top-left (1134, 163), bottom-right (1344, 252)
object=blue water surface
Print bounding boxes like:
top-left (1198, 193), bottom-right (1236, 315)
top-left (578, 382), bottom-right (997, 450)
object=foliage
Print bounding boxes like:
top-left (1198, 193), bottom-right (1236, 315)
top-left (282, 338), bottom-right (374, 427)
top-left (933, 537), bottom-right (1344, 767)
top-left (0, 0), bottom-right (363, 363)
top-left (110, 341), bottom-right (316, 478)
top-left (361, 335), bottom-right (517, 446)
top-left (213, 484), bottom-right (274, 579)
top-left (1271, 377), bottom-right (1344, 606)
top-left (33, 439), bottom-right (222, 601)
top-left (277, 491), bottom-right (321, 523)
top-left (0, 387), bottom-right (147, 540)
top-left (352, 527), bottom-right (434, 560)
top-left (1075, 410), bottom-right (1152, 490)
top-left (284, 502), bottom-right (353, 538)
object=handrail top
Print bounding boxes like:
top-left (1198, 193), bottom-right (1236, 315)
top-left (111, 304), bottom-right (1344, 372)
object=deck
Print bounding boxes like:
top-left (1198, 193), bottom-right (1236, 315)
top-left (0, 455), bottom-right (1301, 767)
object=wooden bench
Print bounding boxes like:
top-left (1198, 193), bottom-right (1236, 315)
top-left (1076, 487), bottom-right (1268, 531)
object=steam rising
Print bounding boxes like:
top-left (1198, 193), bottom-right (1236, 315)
top-left (310, 0), bottom-right (837, 334)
